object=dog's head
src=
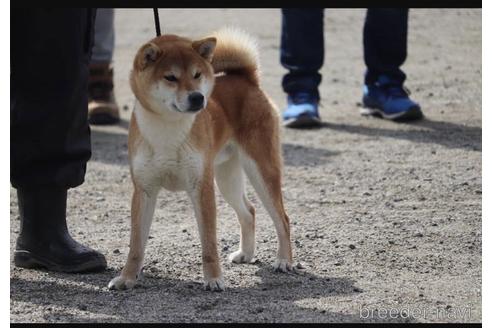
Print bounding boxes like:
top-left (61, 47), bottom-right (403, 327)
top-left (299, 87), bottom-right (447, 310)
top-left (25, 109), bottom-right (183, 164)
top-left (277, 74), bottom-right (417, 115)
top-left (131, 35), bottom-right (216, 118)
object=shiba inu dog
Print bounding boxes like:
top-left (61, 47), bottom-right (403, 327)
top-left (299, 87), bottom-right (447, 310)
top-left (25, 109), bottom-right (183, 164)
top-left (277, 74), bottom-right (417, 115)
top-left (108, 28), bottom-right (294, 291)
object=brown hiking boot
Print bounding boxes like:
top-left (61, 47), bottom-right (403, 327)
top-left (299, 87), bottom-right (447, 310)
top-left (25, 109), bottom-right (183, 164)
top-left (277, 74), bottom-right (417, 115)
top-left (88, 63), bottom-right (120, 125)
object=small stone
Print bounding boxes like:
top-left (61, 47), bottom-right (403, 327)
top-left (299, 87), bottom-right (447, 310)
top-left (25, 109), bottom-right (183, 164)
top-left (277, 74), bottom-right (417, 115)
top-left (414, 233), bottom-right (424, 238)
top-left (349, 244), bottom-right (356, 250)
top-left (113, 249), bottom-right (120, 254)
top-left (295, 262), bottom-right (305, 269)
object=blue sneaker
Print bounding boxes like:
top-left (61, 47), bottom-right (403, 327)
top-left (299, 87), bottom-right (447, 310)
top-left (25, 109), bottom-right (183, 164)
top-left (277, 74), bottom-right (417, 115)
top-left (283, 92), bottom-right (322, 128)
top-left (361, 75), bottom-right (423, 121)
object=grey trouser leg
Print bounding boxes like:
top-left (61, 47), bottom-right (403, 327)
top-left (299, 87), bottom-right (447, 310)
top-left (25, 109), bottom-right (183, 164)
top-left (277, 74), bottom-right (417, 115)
top-left (91, 8), bottom-right (115, 64)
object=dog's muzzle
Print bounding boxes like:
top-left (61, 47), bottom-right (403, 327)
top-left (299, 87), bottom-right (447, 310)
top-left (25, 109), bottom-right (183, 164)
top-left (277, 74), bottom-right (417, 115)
top-left (187, 92), bottom-right (204, 112)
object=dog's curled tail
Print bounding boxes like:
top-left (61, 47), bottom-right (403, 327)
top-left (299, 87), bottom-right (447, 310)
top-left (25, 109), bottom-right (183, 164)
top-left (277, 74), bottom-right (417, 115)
top-left (210, 27), bottom-right (260, 85)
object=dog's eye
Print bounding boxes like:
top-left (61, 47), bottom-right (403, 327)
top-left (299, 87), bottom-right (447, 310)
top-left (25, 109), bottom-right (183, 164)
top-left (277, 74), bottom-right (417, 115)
top-left (194, 72), bottom-right (201, 79)
top-left (164, 75), bottom-right (178, 82)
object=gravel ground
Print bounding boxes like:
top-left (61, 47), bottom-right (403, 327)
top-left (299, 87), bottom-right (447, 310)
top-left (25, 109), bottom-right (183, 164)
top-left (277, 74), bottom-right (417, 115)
top-left (10, 9), bottom-right (481, 323)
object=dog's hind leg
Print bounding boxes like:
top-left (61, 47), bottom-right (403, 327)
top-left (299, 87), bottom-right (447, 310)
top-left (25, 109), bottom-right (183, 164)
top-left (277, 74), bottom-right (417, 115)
top-left (215, 150), bottom-right (256, 264)
top-left (108, 185), bottom-right (158, 290)
top-left (237, 130), bottom-right (294, 272)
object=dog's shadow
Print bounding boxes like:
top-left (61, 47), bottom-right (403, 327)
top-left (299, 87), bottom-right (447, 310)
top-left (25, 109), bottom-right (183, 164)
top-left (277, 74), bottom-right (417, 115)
top-left (11, 263), bottom-right (415, 323)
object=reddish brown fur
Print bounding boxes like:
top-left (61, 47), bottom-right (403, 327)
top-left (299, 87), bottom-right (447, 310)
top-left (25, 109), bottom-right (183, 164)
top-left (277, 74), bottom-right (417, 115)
top-left (114, 31), bottom-right (293, 291)
top-left (133, 34), bottom-right (291, 253)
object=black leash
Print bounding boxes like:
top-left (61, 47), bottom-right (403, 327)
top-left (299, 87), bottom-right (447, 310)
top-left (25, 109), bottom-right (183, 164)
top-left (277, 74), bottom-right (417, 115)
top-left (153, 8), bottom-right (161, 37)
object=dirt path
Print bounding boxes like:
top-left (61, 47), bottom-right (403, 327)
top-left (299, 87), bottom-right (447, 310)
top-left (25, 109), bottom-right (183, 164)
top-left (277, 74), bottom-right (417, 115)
top-left (10, 9), bottom-right (481, 323)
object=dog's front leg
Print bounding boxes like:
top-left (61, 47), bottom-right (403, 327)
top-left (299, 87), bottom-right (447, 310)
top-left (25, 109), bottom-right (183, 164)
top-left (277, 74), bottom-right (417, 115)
top-left (188, 167), bottom-right (224, 291)
top-left (108, 186), bottom-right (158, 290)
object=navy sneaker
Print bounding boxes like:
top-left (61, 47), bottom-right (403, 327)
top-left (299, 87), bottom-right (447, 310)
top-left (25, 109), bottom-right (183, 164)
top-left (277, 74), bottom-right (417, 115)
top-left (361, 75), bottom-right (423, 121)
top-left (283, 92), bottom-right (322, 128)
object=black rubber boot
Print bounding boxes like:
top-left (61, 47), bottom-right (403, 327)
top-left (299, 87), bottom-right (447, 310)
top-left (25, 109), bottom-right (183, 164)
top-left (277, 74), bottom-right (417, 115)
top-left (14, 188), bottom-right (107, 273)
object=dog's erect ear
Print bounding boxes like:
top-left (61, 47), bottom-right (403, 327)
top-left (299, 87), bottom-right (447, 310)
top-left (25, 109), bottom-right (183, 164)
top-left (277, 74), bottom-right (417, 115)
top-left (136, 42), bottom-right (162, 70)
top-left (192, 37), bottom-right (216, 61)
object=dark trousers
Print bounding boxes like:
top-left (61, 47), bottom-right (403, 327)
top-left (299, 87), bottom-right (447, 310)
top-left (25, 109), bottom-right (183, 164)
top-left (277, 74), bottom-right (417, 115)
top-left (280, 8), bottom-right (409, 99)
top-left (11, 9), bottom-right (96, 189)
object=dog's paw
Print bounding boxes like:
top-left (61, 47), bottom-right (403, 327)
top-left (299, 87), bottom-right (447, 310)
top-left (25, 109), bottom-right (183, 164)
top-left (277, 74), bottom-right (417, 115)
top-left (108, 275), bottom-right (137, 290)
top-left (203, 277), bottom-right (225, 292)
top-left (272, 258), bottom-right (294, 273)
top-left (228, 250), bottom-right (254, 264)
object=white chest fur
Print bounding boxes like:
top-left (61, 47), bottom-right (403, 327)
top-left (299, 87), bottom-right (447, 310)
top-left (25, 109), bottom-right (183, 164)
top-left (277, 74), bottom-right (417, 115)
top-left (132, 103), bottom-right (204, 193)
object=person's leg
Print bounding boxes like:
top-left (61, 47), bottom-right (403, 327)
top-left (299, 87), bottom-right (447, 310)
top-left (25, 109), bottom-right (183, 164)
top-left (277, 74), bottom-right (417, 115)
top-left (88, 8), bottom-right (120, 125)
top-left (364, 8), bottom-right (408, 85)
top-left (91, 8), bottom-right (115, 64)
top-left (11, 8), bottom-right (107, 272)
top-left (361, 8), bottom-right (422, 121)
top-left (281, 8), bottom-right (324, 128)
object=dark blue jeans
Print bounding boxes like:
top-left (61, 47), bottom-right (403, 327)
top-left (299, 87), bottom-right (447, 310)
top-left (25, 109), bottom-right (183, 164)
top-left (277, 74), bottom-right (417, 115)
top-left (281, 8), bottom-right (409, 100)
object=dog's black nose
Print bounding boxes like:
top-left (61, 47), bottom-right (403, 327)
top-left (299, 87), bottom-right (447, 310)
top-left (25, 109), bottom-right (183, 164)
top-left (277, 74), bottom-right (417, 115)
top-left (188, 92), bottom-right (204, 111)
